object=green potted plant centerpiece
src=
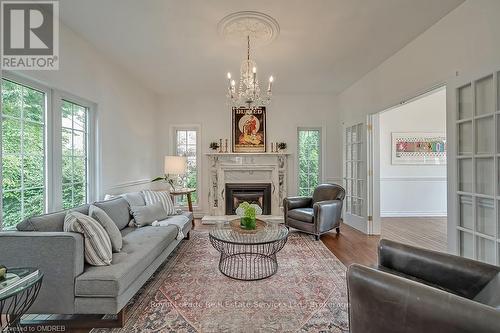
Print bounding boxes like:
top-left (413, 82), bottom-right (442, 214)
top-left (235, 202), bottom-right (262, 230)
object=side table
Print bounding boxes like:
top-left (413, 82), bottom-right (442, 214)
top-left (170, 188), bottom-right (196, 228)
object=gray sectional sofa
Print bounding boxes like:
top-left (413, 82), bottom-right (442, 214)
top-left (0, 192), bottom-right (192, 316)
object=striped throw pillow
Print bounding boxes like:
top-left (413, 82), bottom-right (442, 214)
top-left (141, 190), bottom-right (175, 216)
top-left (64, 211), bottom-right (112, 266)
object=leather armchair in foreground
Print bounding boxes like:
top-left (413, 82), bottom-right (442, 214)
top-left (347, 239), bottom-right (500, 333)
top-left (283, 184), bottom-right (345, 240)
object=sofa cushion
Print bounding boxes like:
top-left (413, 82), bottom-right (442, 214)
top-left (17, 204), bottom-right (90, 232)
top-left (75, 225), bottom-right (178, 297)
top-left (287, 208), bottom-right (314, 223)
top-left (473, 273), bottom-right (500, 309)
top-left (64, 211), bottom-right (112, 266)
top-left (142, 190), bottom-right (175, 216)
top-left (93, 197), bottom-right (131, 230)
top-left (121, 192), bottom-right (145, 207)
top-left (120, 227), bottom-right (136, 238)
top-left (89, 205), bottom-right (123, 252)
top-left (130, 202), bottom-right (169, 227)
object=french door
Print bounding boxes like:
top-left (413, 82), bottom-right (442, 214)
top-left (454, 69), bottom-right (499, 265)
top-left (343, 123), bottom-right (367, 231)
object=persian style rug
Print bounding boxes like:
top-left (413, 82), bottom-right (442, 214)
top-left (92, 230), bottom-right (349, 333)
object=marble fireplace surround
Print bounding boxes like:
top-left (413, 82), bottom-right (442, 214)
top-left (206, 153), bottom-right (289, 216)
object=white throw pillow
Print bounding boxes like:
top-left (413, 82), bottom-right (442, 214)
top-left (141, 190), bottom-right (175, 216)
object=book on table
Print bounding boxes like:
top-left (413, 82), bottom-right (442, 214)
top-left (0, 269), bottom-right (40, 296)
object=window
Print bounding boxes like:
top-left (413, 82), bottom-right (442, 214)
top-left (61, 100), bottom-right (89, 209)
top-left (1, 74), bottom-right (96, 229)
top-left (1, 79), bottom-right (46, 228)
top-left (298, 128), bottom-right (321, 196)
top-left (174, 127), bottom-right (199, 205)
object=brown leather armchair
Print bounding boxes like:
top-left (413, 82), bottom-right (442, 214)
top-left (347, 239), bottom-right (500, 333)
top-left (283, 184), bottom-right (345, 240)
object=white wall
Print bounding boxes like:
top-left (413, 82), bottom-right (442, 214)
top-left (157, 93), bottom-right (342, 216)
top-left (379, 88), bottom-right (447, 217)
top-left (8, 24), bottom-right (161, 197)
top-left (335, 0), bottom-right (500, 245)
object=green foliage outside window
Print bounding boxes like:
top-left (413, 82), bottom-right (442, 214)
top-left (298, 130), bottom-right (320, 196)
top-left (176, 130), bottom-right (197, 205)
top-left (1, 79), bottom-right (45, 228)
top-left (61, 100), bottom-right (88, 209)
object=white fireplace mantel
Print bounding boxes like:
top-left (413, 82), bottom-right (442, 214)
top-left (206, 153), bottom-right (290, 215)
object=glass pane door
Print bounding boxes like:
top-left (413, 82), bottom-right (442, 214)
top-left (344, 123), bottom-right (365, 218)
top-left (455, 71), bottom-right (499, 265)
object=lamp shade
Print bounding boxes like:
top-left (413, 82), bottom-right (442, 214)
top-left (164, 156), bottom-right (187, 175)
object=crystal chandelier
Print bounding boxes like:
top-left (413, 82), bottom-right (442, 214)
top-left (226, 36), bottom-right (274, 109)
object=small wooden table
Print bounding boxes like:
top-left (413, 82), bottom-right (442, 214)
top-left (170, 188), bottom-right (196, 227)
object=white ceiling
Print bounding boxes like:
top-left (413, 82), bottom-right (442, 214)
top-left (59, 0), bottom-right (464, 95)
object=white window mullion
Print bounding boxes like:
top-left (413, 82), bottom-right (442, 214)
top-left (48, 88), bottom-right (60, 212)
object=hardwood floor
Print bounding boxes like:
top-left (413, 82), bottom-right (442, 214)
top-left (317, 216), bottom-right (447, 267)
top-left (320, 224), bottom-right (379, 267)
top-left (381, 217), bottom-right (447, 252)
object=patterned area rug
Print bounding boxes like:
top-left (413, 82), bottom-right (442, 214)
top-left (92, 230), bottom-right (349, 332)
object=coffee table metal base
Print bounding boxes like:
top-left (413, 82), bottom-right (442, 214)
top-left (218, 252), bottom-right (278, 281)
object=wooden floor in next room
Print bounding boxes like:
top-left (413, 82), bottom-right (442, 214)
top-left (304, 217), bottom-right (446, 267)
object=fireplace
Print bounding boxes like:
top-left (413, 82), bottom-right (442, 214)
top-left (225, 183), bottom-right (272, 215)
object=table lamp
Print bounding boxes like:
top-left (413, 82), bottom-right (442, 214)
top-left (152, 156), bottom-right (187, 191)
top-left (163, 156), bottom-right (187, 191)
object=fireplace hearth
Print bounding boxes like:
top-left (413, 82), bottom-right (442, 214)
top-left (225, 183), bottom-right (272, 215)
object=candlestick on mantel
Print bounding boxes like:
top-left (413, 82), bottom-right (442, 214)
top-left (219, 139), bottom-right (223, 153)
top-left (225, 139), bottom-right (228, 153)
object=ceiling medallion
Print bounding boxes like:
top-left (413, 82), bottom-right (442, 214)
top-left (220, 11), bottom-right (279, 109)
top-left (218, 11), bottom-right (280, 47)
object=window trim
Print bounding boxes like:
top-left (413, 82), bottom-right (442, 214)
top-left (170, 124), bottom-right (201, 209)
top-left (297, 127), bottom-right (323, 196)
top-left (1, 71), bottom-right (98, 228)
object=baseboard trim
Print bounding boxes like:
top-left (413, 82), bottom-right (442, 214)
top-left (381, 211), bottom-right (447, 217)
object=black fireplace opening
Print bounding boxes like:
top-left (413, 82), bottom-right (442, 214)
top-left (225, 183), bottom-right (272, 215)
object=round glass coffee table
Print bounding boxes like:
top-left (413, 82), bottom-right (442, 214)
top-left (209, 219), bottom-right (289, 280)
top-left (0, 267), bottom-right (43, 331)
